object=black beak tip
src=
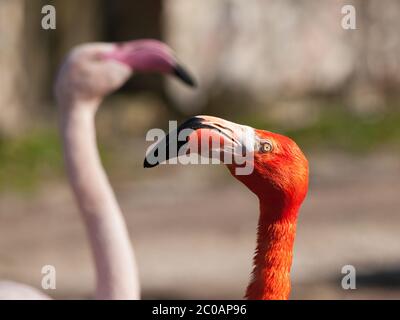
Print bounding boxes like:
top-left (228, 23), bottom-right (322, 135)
top-left (143, 158), bottom-right (158, 168)
top-left (173, 64), bottom-right (197, 87)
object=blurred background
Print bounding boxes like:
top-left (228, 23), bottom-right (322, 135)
top-left (1, 0), bottom-right (400, 299)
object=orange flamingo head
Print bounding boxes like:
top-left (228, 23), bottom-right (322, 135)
top-left (144, 115), bottom-right (309, 220)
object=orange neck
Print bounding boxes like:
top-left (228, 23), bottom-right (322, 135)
top-left (245, 201), bottom-right (298, 300)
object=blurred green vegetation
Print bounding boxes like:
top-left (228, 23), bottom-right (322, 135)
top-left (287, 110), bottom-right (400, 153)
top-left (0, 104), bottom-right (399, 192)
top-left (242, 112), bottom-right (400, 154)
top-left (0, 130), bottom-right (62, 192)
top-left (0, 129), bottom-right (113, 193)
top-left (242, 108), bottom-right (400, 153)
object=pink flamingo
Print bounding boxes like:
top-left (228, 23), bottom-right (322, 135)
top-left (0, 39), bottom-right (195, 300)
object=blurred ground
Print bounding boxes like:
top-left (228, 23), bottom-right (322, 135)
top-left (0, 148), bottom-right (399, 299)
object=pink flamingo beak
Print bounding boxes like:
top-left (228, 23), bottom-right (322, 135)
top-left (104, 39), bottom-right (196, 87)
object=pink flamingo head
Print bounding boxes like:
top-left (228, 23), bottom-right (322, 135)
top-left (55, 39), bottom-right (195, 105)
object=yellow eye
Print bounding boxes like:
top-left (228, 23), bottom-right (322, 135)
top-left (260, 140), bottom-right (273, 153)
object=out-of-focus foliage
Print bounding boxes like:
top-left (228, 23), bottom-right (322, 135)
top-left (0, 130), bottom-right (61, 191)
top-left (244, 105), bottom-right (400, 153)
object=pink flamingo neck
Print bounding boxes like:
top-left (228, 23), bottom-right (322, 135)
top-left (245, 200), bottom-right (298, 300)
top-left (60, 100), bottom-right (140, 299)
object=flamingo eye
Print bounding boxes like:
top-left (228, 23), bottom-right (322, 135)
top-left (259, 140), bottom-right (273, 153)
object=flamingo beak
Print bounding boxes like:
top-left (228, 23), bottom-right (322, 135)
top-left (172, 63), bottom-right (196, 87)
top-left (143, 116), bottom-right (255, 168)
top-left (105, 40), bottom-right (197, 87)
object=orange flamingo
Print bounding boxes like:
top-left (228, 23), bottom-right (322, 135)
top-left (144, 115), bottom-right (309, 300)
